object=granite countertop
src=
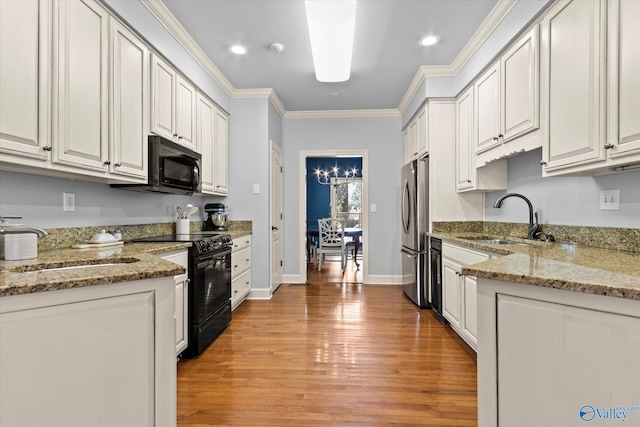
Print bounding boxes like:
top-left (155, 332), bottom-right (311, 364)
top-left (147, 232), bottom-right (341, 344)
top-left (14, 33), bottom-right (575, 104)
top-left (431, 232), bottom-right (640, 301)
top-left (0, 242), bottom-right (192, 297)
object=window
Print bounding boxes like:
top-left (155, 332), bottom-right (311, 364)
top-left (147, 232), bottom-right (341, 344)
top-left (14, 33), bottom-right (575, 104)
top-left (330, 178), bottom-right (362, 228)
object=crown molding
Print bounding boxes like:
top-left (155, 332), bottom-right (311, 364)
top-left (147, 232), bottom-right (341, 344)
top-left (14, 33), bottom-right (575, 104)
top-left (232, 88), bottom-right (287, 118)
top-left (398, 0), bottom-right (517, 114)
top-left (139, 0), bottom-right (235, 97)
top-left (284, 109), bottom-right (400, 119)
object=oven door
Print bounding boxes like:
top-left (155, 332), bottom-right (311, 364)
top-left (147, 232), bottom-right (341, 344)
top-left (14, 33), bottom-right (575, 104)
top-left (191, 249), bottom-right (232, 325)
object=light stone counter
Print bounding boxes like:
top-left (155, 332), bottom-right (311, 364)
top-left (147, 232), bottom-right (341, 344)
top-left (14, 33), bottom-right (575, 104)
top-left (0, 242), bottom-right (191, 297)
top-left (430, 231), bottom-right (640, 301)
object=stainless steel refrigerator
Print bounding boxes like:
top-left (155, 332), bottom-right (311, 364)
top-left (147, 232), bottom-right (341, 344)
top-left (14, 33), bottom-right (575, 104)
top-left (400, 157), bottom-right (430, 308)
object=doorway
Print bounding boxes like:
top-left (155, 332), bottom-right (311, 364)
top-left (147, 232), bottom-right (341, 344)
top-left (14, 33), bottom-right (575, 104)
top-left (299, 150), bottom-right (368, 285)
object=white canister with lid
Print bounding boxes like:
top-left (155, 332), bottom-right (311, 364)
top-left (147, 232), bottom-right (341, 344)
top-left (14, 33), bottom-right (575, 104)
top-left (0, 216), bottom-right (46, 260)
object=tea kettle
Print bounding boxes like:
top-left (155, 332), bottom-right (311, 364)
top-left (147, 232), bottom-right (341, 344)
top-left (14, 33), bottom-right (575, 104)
top-left (203, 203), bottom-right (228, 231)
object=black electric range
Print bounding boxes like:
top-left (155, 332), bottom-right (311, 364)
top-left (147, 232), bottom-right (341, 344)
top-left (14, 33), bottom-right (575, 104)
top-left (134, 233), bottom-right (233, 358)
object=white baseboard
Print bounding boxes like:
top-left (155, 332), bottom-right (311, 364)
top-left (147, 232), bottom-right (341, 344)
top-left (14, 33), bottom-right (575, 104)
top-left (363, 275), bottom-right (404, 285)
top-left (283, 274), bottom-right (306, 285)
top-left (247, 288), bottom-right (272, 300)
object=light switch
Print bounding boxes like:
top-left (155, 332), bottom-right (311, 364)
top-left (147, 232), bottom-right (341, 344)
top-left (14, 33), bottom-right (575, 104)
top-left (370, 203), bottom-right (377, 213)
top-left (253, 184), bottom-right (260, 194)
top-left (63, 192), bottom-right (75, 212)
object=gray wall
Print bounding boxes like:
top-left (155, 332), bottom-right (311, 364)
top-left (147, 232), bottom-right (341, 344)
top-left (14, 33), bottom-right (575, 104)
top-left (485, 149), bottom-right (640, 228)
top-left (282, 115), bottom-right (403, 279)
top-left (226, 98), bottom-right (271, 290)
top-left (0, 171), bottom-right (217, 228)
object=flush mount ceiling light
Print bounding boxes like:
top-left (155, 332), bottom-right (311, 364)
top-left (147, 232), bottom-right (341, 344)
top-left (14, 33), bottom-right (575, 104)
top-left (228, 44), bottom-right (248, 55)
top-left (305, 0), bottom-right (357, 82)
top-left (270, 43), bottom-right (284, 53)
top-left (419, 35), bottom-right (440, 47)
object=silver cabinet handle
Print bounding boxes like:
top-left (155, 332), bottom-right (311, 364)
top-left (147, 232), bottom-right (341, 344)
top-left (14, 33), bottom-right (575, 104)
top-left (540, 160), bottom-right (547, 165)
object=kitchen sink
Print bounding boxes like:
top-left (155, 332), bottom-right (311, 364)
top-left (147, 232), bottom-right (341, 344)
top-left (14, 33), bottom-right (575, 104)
top-left (11, 258), bottom-right (138, 273)
top-left (460, 237), bottom-right (526, 245)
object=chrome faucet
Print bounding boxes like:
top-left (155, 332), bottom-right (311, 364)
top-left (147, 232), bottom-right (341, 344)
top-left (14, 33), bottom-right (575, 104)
top-left (493, 193), bottom-right (541, 240)
top-left (0, 226), bottom-right (48, 238)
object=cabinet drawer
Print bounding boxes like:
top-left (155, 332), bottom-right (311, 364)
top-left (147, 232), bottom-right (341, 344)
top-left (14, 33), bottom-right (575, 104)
top-left (232, 246), bottom-right (251, 278)
top-left (232, 268), bottom-right (251, 301)
top-left (232, 235), bottom-right (251, 253)
top-left (442, 243), bottom-right (490, 266)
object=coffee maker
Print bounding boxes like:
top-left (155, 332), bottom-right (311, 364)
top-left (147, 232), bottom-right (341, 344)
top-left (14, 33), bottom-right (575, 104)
top-left (203, 203), bottom-right (228, 231)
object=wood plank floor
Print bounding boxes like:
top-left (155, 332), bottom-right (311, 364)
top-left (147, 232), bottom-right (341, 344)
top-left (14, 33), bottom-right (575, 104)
top-left (177, 263), bottom-right (477, 426)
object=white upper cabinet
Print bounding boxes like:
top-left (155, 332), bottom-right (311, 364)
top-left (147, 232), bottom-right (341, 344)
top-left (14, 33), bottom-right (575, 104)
top-left (540, 0), bottom-right (607, 173)
top-left (213, 108), bottom-right (229, 195)
top-left (402, 105), bottom-right (427, 164)
top-left (0, 0), bottom-right (51, 162)
top-left (456, 87), bottom-right (475, 191)
top-left (150, 55), bottom-right (176, 141)
top-left (176, 75), bottom-right (197, 152)
top-left (475, 63), bottom-right (501, 154)
top-left (501, 26), bottom-right (540, 143)
top-left (541, 0), bottom-right (640, 176)
top-left (151, 54), bottom-right (198, 152)
top-left (475, 26), bottom-right (540, 162)
top-left (109, 18), bottom-right (148, 180)
top-left (197, 93), bottom-right (216, 193)
top-left (52, 0), bottom-right (109, 172)
top-left (456, 86), bottom-right (507, 193)
top-left (607, 0), bottom-right (640, 161)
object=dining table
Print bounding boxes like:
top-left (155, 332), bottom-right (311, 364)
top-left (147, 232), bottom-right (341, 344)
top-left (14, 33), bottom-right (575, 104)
top-left (307, 226), bottom-right (362, 267)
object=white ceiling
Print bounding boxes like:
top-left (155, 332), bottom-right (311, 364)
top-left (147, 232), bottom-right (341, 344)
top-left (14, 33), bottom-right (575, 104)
top-left (161, 0), bottom-right (499, 112)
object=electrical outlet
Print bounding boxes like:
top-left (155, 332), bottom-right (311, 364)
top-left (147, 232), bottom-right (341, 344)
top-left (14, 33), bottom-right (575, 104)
top-left (370, 203), bottom-right (377, 213)
top-left (63, 192), bottom-right (75, 212)
top-left (600, 189), bottom-right (620, 211)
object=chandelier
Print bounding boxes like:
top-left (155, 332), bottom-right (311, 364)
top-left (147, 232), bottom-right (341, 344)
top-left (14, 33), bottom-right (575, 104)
top-left (314, 166), bottom-right (359, 186)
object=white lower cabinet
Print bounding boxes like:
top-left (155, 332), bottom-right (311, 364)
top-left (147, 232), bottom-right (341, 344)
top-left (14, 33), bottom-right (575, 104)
top-left (442, 242), bottom-right (495, 351)
top-left (477, 278), bottom-right (640, 427)
top-left (0, 276), bottom-right (176, 427)
top-left (231, 235), bottom-right (252, 310)
top-left (161, 250), bottom-right (189, 357)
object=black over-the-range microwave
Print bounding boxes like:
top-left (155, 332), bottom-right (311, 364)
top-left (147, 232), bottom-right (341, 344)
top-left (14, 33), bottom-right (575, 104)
top-left (112, 135), bottom-right (201, 195)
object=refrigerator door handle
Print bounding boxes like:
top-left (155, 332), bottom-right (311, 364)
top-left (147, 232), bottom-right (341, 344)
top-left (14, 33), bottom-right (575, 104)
top-left (401, 247), bottom-right (418, 258)
top-left (401, 179), bottom-right (410, 234)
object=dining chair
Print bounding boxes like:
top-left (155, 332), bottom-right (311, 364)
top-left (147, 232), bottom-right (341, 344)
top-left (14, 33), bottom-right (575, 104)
top-left (317, 218), bottom-right (345, 272)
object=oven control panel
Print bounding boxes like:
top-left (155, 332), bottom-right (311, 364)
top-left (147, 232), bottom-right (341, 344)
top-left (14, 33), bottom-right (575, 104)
top-left (193, 235), bottom-right (232, 255)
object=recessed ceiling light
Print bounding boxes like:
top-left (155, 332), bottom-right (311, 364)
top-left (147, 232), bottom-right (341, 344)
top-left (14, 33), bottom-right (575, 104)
top-left (419, 35), bottom-right (440, 47)
top-left (228, 44), bottom-right (248, 55)
top-left (329, 92), bottom-right (340, 98)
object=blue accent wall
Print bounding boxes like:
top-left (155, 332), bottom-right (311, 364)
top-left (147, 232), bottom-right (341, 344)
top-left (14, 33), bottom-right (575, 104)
top-left (306, 157), bottom-right (362, 230)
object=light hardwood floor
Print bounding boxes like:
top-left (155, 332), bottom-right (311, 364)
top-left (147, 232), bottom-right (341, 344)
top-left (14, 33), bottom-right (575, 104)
top-left (177, 262), bottom-right (477, 426)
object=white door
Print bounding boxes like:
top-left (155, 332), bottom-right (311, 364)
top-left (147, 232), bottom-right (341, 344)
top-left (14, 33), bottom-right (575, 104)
top-left (270, 142), bottom-right (283, 292)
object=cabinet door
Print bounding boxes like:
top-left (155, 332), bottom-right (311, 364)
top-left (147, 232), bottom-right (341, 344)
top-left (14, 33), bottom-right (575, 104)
top-left (416, 107), bottom-right (427, 156)
top-left (496, 294), bottom-right (640, 426)
top-left (0, 0), bottom-right (50, 161)
top-left (109, 18), bottom-right (148, 180)
top-left (607, 0), bottom-right (640, 159)
top-left (456, 86), bottom-right (474, 191)
top-left (197, 93), bottom-right (216, 193)
top-left (403, 128), bottom-right (410, 164)
top-left (408, 118), bottom-right (419, 159)
top-left (176, 75), bottom-right (197, 151)
top-left (175, 276), bottom-right (188, 355)
top-left (462, 275), bottom-right (478, 349)
top-left (151, 54), bottom-right (176, 141)
top-left (475, 62), bottom-right (501, 154)
top-left (541, 0), bottom-right (607, 170)
top-left (502, 26), bottom-right (539, 142)
top-left (53, 0), bottom-right (109, 171)
top-left (442, 258), bottom-right (462, 328)
top-left (213, 108), bottom-right (229, 194)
